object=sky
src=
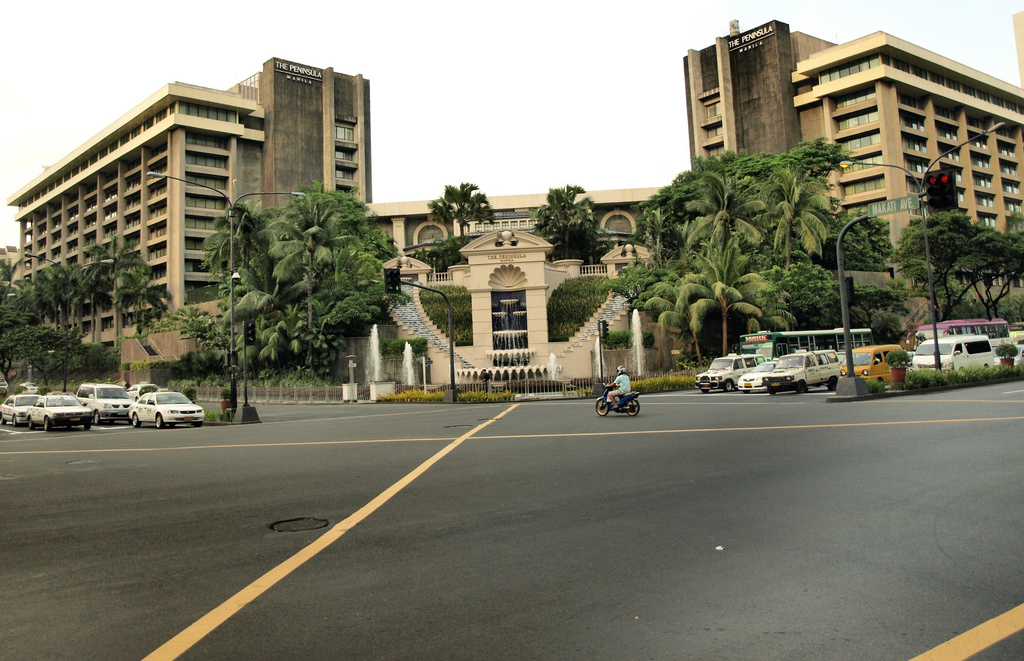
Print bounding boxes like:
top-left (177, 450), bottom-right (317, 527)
top-left (1, 0), bottom-right (1022, 248)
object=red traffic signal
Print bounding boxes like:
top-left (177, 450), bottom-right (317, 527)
top-left (924, 168), bottom-right (958, 211)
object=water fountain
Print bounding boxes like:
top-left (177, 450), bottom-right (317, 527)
top-left (593, 335), bottom-right (603, 381)
top-left (402, 342), bottom-right (415, 385)
top-left (631, 309), bottom-right (646, 377)
top-left (547, 353), bottom-right (560, 380)
top-left (369, 324), bottom-right (382, 382)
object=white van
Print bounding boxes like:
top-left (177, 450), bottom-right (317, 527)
top-left (911, 334), bottom-right (994, 371)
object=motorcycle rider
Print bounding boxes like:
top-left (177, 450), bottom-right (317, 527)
top-left (605, 365), bottom-right (632, 409)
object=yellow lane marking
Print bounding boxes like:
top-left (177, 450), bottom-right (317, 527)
top-left (0, 436), bottom-right (456, 456)
top-left (909, 602), bottom-right (1024, 660)
top-left (472, 416), bottom-right (1024, 440)
top-left (142, 403), bottom-right (519, 661)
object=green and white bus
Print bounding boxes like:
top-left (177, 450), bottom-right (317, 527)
top-left (739, 328), bottom-right (874, 360)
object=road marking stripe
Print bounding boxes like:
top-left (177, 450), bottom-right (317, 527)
top-left (0, 436), bottom-right (458, 455)
top-left (141, 403), bottom-right (519, 661)
top-left (909, 602), bottom-right (1024, 660)
top-left (472, 416), bottom-right (1024, 440)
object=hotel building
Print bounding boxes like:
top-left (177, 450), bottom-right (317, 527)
top-left (5, 58), bottom-right (371, 343)
top-left (685, 20), bottom-right (1024, 247)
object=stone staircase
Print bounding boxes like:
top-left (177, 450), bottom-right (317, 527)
top-left (559, 293), bottom-right (631, 357)
top-left (389, 285), bottom-right (476, 369)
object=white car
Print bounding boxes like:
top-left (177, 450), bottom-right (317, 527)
top-left (19, 382), bottom-right (39, 394)
top-left (126, 383), bottom-right (157, 401)
top-left (737, 361), bottom-right (778, 393)
top-left (129, 391), bottom-right (205, 428)
top-left (76, 383), bottom-right (133, 424)
top-left (26, 394), bottom-right (93, 431)
top-left (1, 394), bottom-right (41, 426)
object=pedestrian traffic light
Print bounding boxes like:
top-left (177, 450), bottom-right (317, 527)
top-left (243, 320), bottom-right (257, 345)
top-left (924, 168), bottom-right (958, 211)
top-left (599, 320), bottom-right (609, 339)
top-left (384, 268), bottom-right (402, 294)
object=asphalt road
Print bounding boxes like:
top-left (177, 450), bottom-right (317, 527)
top-left (2, 384), bottom-right (1023, 660)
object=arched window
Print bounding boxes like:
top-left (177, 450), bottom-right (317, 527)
top-left (602, 212), bottom-right (633, 233)
top-left (416, 223), bottom-right (446, 244)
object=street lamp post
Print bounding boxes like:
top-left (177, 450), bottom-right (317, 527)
top-left (835, 215), bottom-right (872, 397)
top-left (23, 254), bottom-right (113, 393)
top-left (839, 120), bottom-right (1004, 372)
top-left (147, 172), bottom-right (303, 424)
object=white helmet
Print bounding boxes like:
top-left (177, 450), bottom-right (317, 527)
top-left (617, 365), bottom-right (627, 375)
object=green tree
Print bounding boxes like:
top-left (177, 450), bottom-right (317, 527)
top-left (958, 229), bottom-right (1024, 319)
top-left (531, 184), bottom-right (597, 261)
top-left (892, 211), bottom-right (982, 320)
top-left (116, 266), bottom-right (169, 335)
top-left (428, 183), bottom-right (494, 246)
top-left (87, 235), bottom-right (145, 337)
top-left (685, 169), bottom-right (764, 251)
top-left (758, 262), bottom-right (841, 331)
top-left (644, 273), bottom-right (704, 364)
top-left (412, 236), bottom-right (465, 272)
top-left (760, 167), bottom-right (832, 270)
top-left (677, 241), bottom-right (768, 356)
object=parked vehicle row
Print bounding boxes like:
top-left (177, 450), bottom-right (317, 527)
top-left (1, 386), bottom-right (204, 431)
top-left (698, 350), bottom-right (842, 395)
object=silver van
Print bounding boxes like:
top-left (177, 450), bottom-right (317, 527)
top-left (911, 334), bottom-right (994, 371)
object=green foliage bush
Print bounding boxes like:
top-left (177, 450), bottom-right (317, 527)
top-left (379, 338), bottom-right (429, 359)
top-left (603, 329), bottom-right (655, 350)
top-left (904, 364), bottom-right (1024, 390)
top-left (419, 286), bottom-right (473, 346)
top-left (122, 359), bottom-right (177, 372)
top-left (995, 342), bottom-right (1019, 359)
top-left (631, 375), bottom-right (696, 392)
top-left (547, 276), bottom-right (610, 342)
top-left (172, 351), bottom-right (224, 380)
top-left (377, 389), bottom-right (445, 402)
top-left (181, 385), bottom-right (198, 403)
top-left (139, 384), bottom-right (159, 397)
top-left (453, 389), bottom-right (516, 402)
top-left (865, 379), bottom-right (887, 394)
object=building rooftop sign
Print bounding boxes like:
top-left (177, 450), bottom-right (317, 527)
top-left (275, 59), bottom-right (323, 84)
top-left (729, 22), bottom-right (775, 53)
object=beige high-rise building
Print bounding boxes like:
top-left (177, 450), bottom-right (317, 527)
top-left (685, 20), bottom-right (1024, 248)
top-left (6, 58), bottom-right (371, 344)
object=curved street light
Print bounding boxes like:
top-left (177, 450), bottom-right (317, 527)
top-left (839, 121), bottom-right (1005, 372)
top-left (146, 172), bottom-right (304, 423)
top-left (22, 254), bottom-right (114, 393)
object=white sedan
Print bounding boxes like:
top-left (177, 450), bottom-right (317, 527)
top-left (27, 394), bottom-right (93, 431)
top-left (737, 361), bottom-right (778, 393)
top-left (1, 394), bottom-right (42, 426)
top-left (129, 391), bottom-right (205, 428)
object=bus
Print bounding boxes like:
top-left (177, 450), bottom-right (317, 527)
top-left (739, 328), bottom-right (874, 360)
top-left (908, 318), bottom-right (1011, 347)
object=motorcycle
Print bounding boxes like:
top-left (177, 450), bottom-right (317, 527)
top-left (595, 389), bottom-right (640, 416)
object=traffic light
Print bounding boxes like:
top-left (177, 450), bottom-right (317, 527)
top-left (243, 320), bottom-right (257, 345)
top-left (924, 168), bottom-right (958, 211)
top-left (599, 320), bottom-right (609, 339)
top-left (384, 268), bottom-right (402, 294)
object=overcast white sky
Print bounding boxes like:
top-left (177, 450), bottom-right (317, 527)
top-left (2, 0), bottom-right (1022, 248)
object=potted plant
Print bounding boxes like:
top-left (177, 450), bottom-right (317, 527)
top-left (995, 342), bottom-right (1019, 366)
top-left (886, 348), bottom-right (912, 385)
top-left (219, 387), bottom-right (231, 414)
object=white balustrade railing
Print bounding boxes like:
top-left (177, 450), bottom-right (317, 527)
top-left (427, 272), bottom-right (452, 283)
top-left (580, 264), bottom-right (609, 277)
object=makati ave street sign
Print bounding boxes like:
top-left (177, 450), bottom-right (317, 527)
top-left (866, 195), bottom-right (921, 216)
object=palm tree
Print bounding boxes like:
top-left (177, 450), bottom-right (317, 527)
top-left (678, 241), bottom-right (768, 356)
top-left (271, 182), bottom-right (351, 363)
top-left (685, 170), bottom-right (764, 251)
top-left (428, 183), bottom-right (494, 246)
top-left (87, 236), bottom-right (145, 337)
top-left (205, 200), bottom-right (275, 275)
top-left (531, 185), bottom-right (597, 261)
top-left (644, 275), bottom-right (704, 365)
top-left (761, 167), bottom-right (832, 270)
top-left (115, 266), bottom-right (169, 334)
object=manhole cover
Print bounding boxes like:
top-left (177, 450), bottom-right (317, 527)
top-left (270, 517), bottom-right (329, 533)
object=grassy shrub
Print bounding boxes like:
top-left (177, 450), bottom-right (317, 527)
top-left (377, 389), bottom-right (445, 402)
top-left (632, 375), bottom-right (696, 392)
top-left (453, 389), bottom-right (516, 402)
top-left (905, 364), bottom-right (1024, 390)
top-left (547, 276), bottom-right (609, 342)
top-left (419, 286), bottom-right (473, 346)
top-left (865, 379), bottom-right (887, 394)
top-left (181, 385), bottom-right (198, 403)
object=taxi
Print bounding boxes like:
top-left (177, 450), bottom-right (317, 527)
top-left (839, 344), bottom-right (903, 384)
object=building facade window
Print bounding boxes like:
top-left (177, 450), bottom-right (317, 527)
top-left (838, 132), bottom-right (881, 151)
top-left (1003, 181), bottom-right (1020, 195)
top-left (705, 102), bottom-right (720, 119)
top-left (185, 174), bottom-right (227, 189)
top-left (838, 110), bottom-right (878, 131)
top-left (1005, 200), bottom-right (1022, 213)
top-left (1001, 161), bottom-right (1018, 176)
top-left (186, 133), bottom-right (228, 149)
top-left (977, 194), bottom-right (995, 208)
top-left (844, 176), bottom-right (886, 195)
top-left (178, 102), bottom-right (236, 123)
top-left (902, 136), bottom-right (927, 153)
top-left (706, 125), bottom-right (723, 138)
top-left (185, 152), bottom-right (228, 169)
top-left (835, 89), bottom-right (876, 108)
top-left (335, 169), bottom-right (355, 180)
top-left (185, 195), bottom-right (226, 210)
top-left (820, 55), bottom-right (880, 83)
top-left (974, 174), bottom-right (993, 188)
top-left (335, 125), bottom-right (355, 141)
top-left (971, 155), bottom-right (990, 169)
top-left (185, 216), bottom-right (217, 230)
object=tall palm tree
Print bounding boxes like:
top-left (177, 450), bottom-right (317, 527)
top-left (644, 275), bottom-right (704, 365)
top-left (531, 185), bottom-right (597, 261)
top-left (271, 182), bottom-right (350, 363)
top-left (761, 167), bottom-right (832, 270)
top-left (205, 200), bottom-right (275, 275)
top-left (678, 241), bottom-right (768, 356)
top-left (685, 170), bottom-right (764, 251)
top-left (87, 236), bottom-right (145, 337)
top-left (115, 266), bottom-right (169, 335)
top-left (428, 183), bottom-right (494, 246)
